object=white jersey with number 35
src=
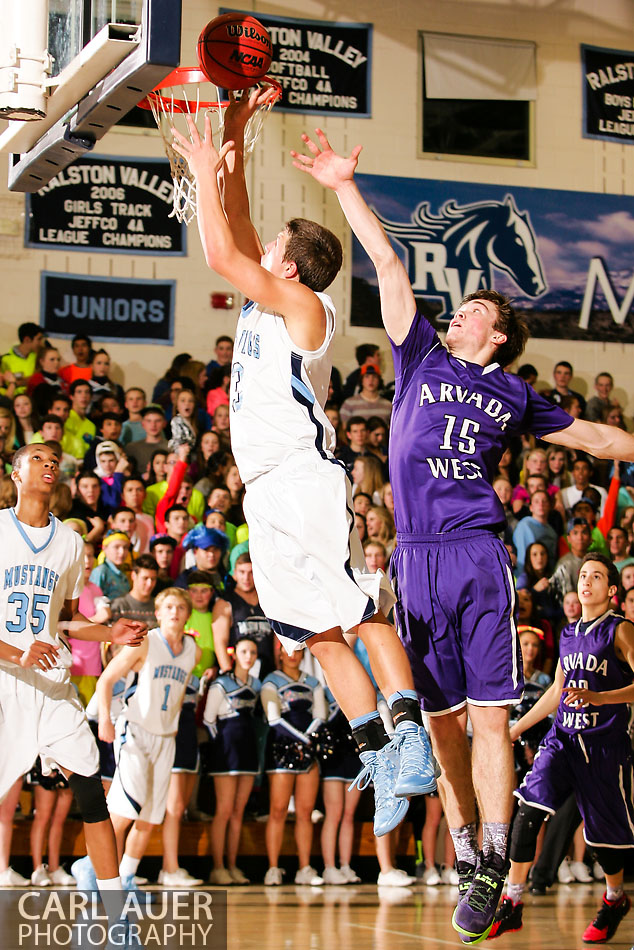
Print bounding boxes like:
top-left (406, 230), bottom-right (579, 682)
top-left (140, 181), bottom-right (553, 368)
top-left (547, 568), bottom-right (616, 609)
top-left (0, 509), bottom-right (83, 676)
top-left (229, 293), bottom-right (337, 483)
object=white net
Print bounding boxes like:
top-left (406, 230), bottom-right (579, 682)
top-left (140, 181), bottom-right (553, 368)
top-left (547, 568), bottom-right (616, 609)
top-left (143, 70), bottom-right (280, 225)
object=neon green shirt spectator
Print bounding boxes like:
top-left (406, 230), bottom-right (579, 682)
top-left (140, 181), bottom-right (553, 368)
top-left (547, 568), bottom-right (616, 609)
top-left (63, 409), bottom-right (96, 459)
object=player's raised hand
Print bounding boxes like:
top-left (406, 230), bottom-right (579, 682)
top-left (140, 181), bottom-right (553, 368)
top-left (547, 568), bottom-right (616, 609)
top-left (172, 114), bottom-right (235, 179)
top-left (20, 641), bottom-right (59, 671)
top-left (291, 128), bottom-right (362, 191)
top-left (224, 86), bottom-right (278, 136)
top-left (110, 618), bottom-right (148, 647)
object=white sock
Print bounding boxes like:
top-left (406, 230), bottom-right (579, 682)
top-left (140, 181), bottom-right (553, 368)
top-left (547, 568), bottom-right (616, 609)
top-left (96, 876), bottom-right (122, 891)
top-left (119, 854), bottom-right (140, 879)
top-left (507, 881), bottom-right (525, 905)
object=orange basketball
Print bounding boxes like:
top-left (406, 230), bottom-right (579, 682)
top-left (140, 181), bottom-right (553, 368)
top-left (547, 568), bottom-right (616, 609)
top-left (197, 13), bottom-right (273, 90)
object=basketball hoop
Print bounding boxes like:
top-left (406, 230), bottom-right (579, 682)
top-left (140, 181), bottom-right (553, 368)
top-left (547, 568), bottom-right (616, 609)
top-left (138, 67), bottom-right (281, 225)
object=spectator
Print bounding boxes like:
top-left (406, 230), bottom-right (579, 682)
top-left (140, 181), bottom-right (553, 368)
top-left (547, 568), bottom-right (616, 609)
top-left (351, 454), bottom-right (384, 506)
top-left (211, 403), bottom-right (230, 440)
top-left (544, 360), bottom-right (586, 415)
top-left (175, 524), bottom-right (228, 591)
top-left (69, 540), bottom-right (110, 706)
top-left (366, 416), bottom-right (389, 471)
top-left (352, 491), bottom-right (373, 518)
top-left (125, 405), bottom-right (169, 479)
top-left (335, 416), bottom-right (368, 470)
top-left (110, 554), bottom-right (159, 628)
top-left (205, 364), bottom-right (231, 419)
top-left (27, 347), bottom-right (65, 417)
top-left (365, 504), bottom-right (396, 556)
top-left (621, 586), bottom-right (634, 623)
top-left (149, 533), bottom-right (178, 594)
top-left (0, 321), bottom-right (44, 393)
top-left (516, 363), bottom-right (538, 389)
top-left (69, 470), bottom-right (106, 545)
top-left (585, 372), bottom-right (617, 423)
top-left (87, 348), bottom-right (124, 407)
top-left (549, 517), bottom-right (593, 608)
top-left (94, 440), bottom-right (127, 516)
top-left (213, 553), bottom-right (275, 678)
top-left (545, 445), bottom-right (572, 490)
top-left (324, 402), bottom-right (346, 448)
top-left (58, 334), bottom-right (93, 387)
top-left (607, 526), bottom-right (634, 573)
top-left (512, 490), bottom-right (558, 575)
top-left (152, 352), bottom-right (192, 405)
top-left (120, 476), bottom-right (154, 552)
top-left (559, 458), bottom-right (608, 516)
top-left (339, 365), bottom-right (392, 427)
top-left (493, 476), bottom-right (518, 542)
top-left (341, 343), bottom-right (381, 400)
top-left (12, 393), bottom-right (38, 447)
top-left (515, 541), bottom-right (559, 623)
top-left (205, 335), bottom-right (234, 378)
top-left (63, 379), bottom-right (96, 460)
top-left (89, 530), bottom-right (132, 600)
top-left (120, 387), bottom-right (147, 445)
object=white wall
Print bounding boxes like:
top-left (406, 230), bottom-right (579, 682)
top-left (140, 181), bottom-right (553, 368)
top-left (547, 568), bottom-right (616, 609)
top-left (0, 0), bottom-right (633, 405)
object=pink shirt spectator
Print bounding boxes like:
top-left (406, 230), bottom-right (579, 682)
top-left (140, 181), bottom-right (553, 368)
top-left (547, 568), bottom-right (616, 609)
top-left (69, 581), bottom-right (106, 676)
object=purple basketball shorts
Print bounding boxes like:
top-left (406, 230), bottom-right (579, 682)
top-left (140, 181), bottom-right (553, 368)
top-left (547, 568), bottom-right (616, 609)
top-left (390, 529), bottom-right (523, 714)
top-left (515, 726), bottom-right (634, 849)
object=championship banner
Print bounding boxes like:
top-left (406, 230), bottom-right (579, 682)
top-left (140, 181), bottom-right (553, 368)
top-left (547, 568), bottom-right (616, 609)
top-left (582, 44), bottom-right (634, 144)
top-left (25, 156), bottom-right (186, 254)
top-left (40, 272), bottom-right (175, 345)
top-left (221, 9), bottom-right (371, 116)
top-left (352, 173), bottom-right (634, 342)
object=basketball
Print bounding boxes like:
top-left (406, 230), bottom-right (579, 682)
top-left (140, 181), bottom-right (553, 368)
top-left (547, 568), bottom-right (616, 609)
top-left (197, 14), bottom-right (273, 90)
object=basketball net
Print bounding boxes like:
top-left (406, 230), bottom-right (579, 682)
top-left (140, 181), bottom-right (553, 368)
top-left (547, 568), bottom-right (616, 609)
top-left (138, 68), bottom-right (281, 225)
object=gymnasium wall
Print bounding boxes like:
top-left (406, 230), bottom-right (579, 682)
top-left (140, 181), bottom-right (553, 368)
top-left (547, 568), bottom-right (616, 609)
top-left (0, 0), bottom-right (633, 408)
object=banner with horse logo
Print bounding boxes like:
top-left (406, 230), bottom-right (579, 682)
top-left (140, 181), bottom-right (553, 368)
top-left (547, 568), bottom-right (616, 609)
top-left (351, 174), bottom-right (634, 342)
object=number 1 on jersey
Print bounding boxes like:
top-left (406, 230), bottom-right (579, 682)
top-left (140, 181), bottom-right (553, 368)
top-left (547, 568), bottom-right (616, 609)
top-left (161, 684), bottom-right (171, 711)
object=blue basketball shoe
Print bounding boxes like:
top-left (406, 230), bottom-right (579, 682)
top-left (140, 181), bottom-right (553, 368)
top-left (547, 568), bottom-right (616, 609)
top-left (389, 720), bottom-right (438, 797)
top-left (71, 855), bottom-right (98, 891)
top-left (348, 747), bottom-right (409, 836)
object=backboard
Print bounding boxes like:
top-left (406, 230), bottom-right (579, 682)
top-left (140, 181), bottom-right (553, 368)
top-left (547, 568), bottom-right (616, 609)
top-left (0, 0), bottom-right (182, 192)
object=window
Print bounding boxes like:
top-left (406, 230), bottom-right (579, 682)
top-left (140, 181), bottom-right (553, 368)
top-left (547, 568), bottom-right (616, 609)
top-left (421, 33), bottom-right (536, 163)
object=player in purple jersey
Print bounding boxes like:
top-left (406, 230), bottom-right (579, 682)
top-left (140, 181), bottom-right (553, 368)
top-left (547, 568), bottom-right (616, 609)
top-left (489, 554), bottom-right (634, 945)
top-left (171, 92), bottom-right (438, 842)
top-left (293, 129), bottom-right (634, 943)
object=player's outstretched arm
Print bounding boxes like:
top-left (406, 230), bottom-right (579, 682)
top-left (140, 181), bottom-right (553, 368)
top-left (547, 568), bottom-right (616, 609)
top-left (219, 88), bottom-right (274, 262)
top-left (291, 129), bottom-right (416, 345)
top-left (543, 417), bottom-right (634, 462)
top-left (564, 620), bottom-right (634, 708)
top-left (62, 599), bottom-right (147, 646)
top-left (173, 116), bottom-right (327, 350)
top-left (509, 662), bottom-right (564, 742)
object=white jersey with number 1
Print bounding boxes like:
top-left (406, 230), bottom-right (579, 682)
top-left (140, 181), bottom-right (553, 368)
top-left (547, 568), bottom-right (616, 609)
top-left (229, 293), bottom-right (337, 483)
top-left (123, 628), bottom-right (197, 736)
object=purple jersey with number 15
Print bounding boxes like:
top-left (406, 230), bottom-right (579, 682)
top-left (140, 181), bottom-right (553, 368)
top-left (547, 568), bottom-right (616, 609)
top-left (389, 312), bottom-right (573, 535)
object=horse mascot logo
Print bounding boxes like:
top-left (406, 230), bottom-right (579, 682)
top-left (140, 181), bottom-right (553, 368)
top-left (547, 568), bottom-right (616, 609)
top-left (375, 194), bottom-right (547, 319)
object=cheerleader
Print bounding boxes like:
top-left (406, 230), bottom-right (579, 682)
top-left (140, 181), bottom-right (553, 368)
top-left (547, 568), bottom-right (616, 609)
top-left (203, 636), bottom-right (262, 886)
top-left (262, 648), bottom-right (328, 886)
top-left (317, 688), bottom-right (362, 884)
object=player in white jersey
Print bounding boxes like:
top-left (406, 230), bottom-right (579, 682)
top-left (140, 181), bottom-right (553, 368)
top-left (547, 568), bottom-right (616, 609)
top-left (172, 92), bottom-right (437, 837)
top-left (0, 444), bottom-right (147, 900)
top-left (95, 586), bottom-right (200, 887)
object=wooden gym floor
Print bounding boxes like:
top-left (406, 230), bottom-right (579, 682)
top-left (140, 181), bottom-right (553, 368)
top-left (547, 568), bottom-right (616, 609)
top-left (220, 883), bottom-right (632, 950)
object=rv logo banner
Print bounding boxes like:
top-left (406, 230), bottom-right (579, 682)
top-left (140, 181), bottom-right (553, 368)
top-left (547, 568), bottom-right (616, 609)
top-left (352, 173), bottom-right (634, 341)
